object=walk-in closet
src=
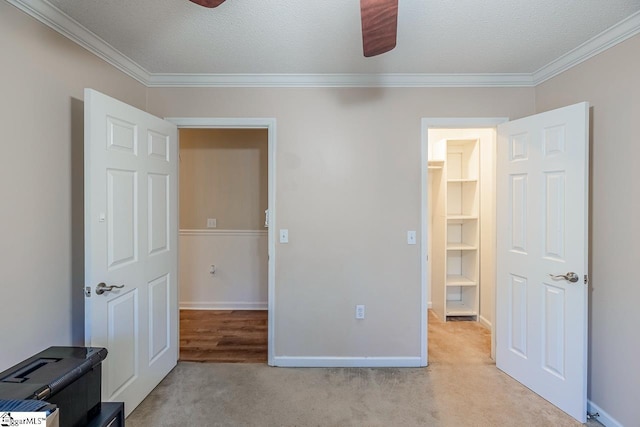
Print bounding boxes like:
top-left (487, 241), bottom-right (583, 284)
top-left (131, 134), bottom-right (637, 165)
top-left (427, 128), bottom-right (496, 328)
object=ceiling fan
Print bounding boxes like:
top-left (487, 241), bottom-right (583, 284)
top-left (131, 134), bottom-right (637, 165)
top-left (189, 0), bottom-right (398, 57)
top-left (360, 0), bottom-right (398, 57)
top-left (189, 0), bottom-right (225, 7)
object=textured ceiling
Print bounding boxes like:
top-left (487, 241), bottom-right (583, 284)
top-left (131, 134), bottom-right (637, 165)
top-left (46, 0), bottom-right (640, 74)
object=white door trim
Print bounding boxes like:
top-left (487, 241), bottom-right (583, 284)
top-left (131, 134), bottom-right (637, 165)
top-left (420, 117), bottom-right (508, 366)
top-left (165, 117), bottom-right (277, 366)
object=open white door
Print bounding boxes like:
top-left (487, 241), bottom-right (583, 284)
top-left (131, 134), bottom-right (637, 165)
top-left (496, 102), bottom-right (589, 422)
top-left (84, 89), bottom-right (178, 416)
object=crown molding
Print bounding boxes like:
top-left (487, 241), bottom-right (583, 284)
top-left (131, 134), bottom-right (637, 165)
top-left (8, 0), bottom-right (640, 88)
top-left (533, 10), bottom-right (640, 85)
top-left (146, 72), bottom-right (534, 88)
top-left (7, 0), bottom-right (151, 85)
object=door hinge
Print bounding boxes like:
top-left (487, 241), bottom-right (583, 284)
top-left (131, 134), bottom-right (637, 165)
top-left (584, 275), bottom-right (589, 285)
top-left (84, 286), bottom-right (91, 297)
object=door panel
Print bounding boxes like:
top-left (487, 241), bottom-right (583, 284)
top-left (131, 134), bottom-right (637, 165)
top-left (148, 173), bottom-right (169, 255)
top-left (85, 88), bottom-right (178, 416)
top-left (508, 274), bottom-right (527, 357)
top-left (510, 174), bottom-right (528, 252)
top-left (107, 169), bottom-right (137, 268)
top-left (148, 274), bottom-right (170, 364)
top-left (148, 130), bottom-right (169, 161)
top-left (107, 290), bottom-right (138, 397)
top-left (543, 284), bottom-right (565, 378)
top-left (497, 102), bottom-right (589, 423)
top-left (107, 117), bottom-right (137, 153)
top-left (544, 172), bottom-right (565, 259)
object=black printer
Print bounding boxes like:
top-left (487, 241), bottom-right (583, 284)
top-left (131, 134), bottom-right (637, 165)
top-left (0, 347), bottom-right (108, 427)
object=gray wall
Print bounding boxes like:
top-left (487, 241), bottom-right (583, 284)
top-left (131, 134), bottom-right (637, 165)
top-left (0, 1), bottom-right (147, 369)
top-left (147, 86), bottom-right (534, 358)
top-left (536, 33), bottom-right (640, 427)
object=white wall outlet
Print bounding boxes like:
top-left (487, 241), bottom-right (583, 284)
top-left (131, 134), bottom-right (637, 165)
top-left (355, 304), bottom-right (365, 319)
top-left (207, 218), bottom-right (217, 228)
top-left (407, 230), bottom-right (417, 245)
top-left (210, 264), bottom-right (216, 275)
top-left (279, 229), bottom-right (289, 243)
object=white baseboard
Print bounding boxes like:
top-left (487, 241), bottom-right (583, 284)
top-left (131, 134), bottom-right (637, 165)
top-left (588, 400), bottom-right (623, 427)
top-left (272, 356), bottom-right (424, 368)
top-left (479, 315), bottom-right (492, 330)
top-left (180, 301), bottom-right (268, 310)
top-left (427, 301), bottom-right (432, 309)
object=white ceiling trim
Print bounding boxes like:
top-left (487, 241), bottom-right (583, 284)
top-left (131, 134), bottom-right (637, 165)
top-left (146, 73), bottom-right (534, 88)
top-left (533, 10), bottom-right (640, 85)
top-left (7, 0), bottom-right (151, 84)
top-left (9, 0), bottom-right (640, 88)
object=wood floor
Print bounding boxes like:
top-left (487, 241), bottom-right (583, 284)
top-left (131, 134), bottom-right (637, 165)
top-left (180, 310), bottom-right (268, 363)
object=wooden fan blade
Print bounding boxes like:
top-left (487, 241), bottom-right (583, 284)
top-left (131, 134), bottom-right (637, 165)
top-left (189, 0), bottom-right (226, 8)
top-left (360, 0), bottom-right (398, 57)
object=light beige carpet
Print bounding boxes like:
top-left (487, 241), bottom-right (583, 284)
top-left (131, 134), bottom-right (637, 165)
top-left (127, 312), bottom-right (599, 426)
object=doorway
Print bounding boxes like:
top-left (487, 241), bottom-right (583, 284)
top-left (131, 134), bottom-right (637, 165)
top-left (167, 118), bottom-right (277, 365)
top-left (179, 128), bottom-right (268, 362)
top-left (420, 118), bottom-right (507, 366)
top-left (422, 105), bottom-right (590, 422)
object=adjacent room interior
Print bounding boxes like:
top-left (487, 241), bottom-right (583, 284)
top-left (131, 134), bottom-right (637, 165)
top-left (178, 128), bottom-right (269, 363)
top-left (426, 127), bottom-right (497, 357)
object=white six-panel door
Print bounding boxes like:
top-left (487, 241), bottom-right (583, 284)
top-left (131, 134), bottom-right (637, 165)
top-left (84, 89), bottom-right (178, 416)
top-left (496, 102), bottom-right (589, 422)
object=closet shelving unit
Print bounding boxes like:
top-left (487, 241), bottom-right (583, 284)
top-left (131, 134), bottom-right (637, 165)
top-left (430, 139), bottom-right (480, 321)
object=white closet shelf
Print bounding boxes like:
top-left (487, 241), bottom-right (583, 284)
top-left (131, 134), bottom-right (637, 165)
top-left (446, 275), bottom-right (477, 287)
top-left (446, 300), bottom-right (478, 316)
top-left (428, 160), bottom-right (445, 170)
top-left (446, 243), bottom-right (477, 251)
top-left (447, 215), bottom-right (478, 220)
top-left (447, 178), bottom-right (478, 183)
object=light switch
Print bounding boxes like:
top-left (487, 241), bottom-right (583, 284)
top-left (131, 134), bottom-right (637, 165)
top-left (407, 230), bottom-right (417, 245)
top-left (280, 229), bottom-right (289, 243)
top-left (207, 218), bottom-right (217, 228)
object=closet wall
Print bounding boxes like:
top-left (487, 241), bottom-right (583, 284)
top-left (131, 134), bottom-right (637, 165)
top-left (179, 129), bottom-right (269, 310)
top-left (428, 128), bottom-right (495, 328)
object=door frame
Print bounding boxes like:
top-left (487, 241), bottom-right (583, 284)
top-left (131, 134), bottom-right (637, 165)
top-left (165, 117), bottom-right (277, 366)
top-left (420, 117), bottom-right (508, 366)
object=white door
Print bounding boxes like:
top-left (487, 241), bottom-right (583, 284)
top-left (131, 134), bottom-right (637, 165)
top-left (84, 89), bottom-right (178, 416)
top-left (496, 102), bottom-right (589, 422)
